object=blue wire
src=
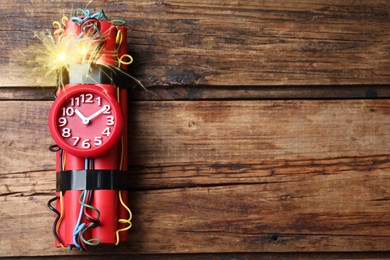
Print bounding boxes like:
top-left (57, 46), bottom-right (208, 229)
top-left (71, 9), bottom-right (105, 24)
top-left (72, 158), bottom-right (90, 249)
top-left (73, 190), bottom-right (87, 249)
top-left (85, 158), bottom-right (89, 169)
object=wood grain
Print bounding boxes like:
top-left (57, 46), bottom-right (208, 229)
top-left (1, 0), bottom-right (389, 257)
top-left (1, 0), bottom-right (389, 87)
top-left (0, 100), bottom-right (389, 256)
top-left (2, 85), bottom-right (390, 101)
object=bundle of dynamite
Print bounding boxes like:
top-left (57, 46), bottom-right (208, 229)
top-left (44, 8), bottom-right (134, 251)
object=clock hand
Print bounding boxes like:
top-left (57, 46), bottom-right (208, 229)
top-left (75, 109), bottom-right (90, 125)
top-left (86, 107), bottom-right (107, 122)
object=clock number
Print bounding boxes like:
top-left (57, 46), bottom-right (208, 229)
top-left (80, 93), bottom-right (94, 103)
top-left (58, 117), bottom-right (67, 127)
top-left (72, 136), bottom-right (80, 146)
top-left (62, 128), bottom-right (71, 138)
top-left (70, 97), bottom-right (80, 107)
top-left (94, 136), bottom-right (103, 146)
top-left (62, 107), bottom-right (75, 117)
top-left (102, 127), bottom-right (111, 136)
top-left (85, 93), bottom-right (94, 103)
top-left (82, 139), bottom-right (91, 149)
top-left (106, 116), bottom-right (114, 126)
top-left (96, 97), bottom-right (102, 106)
top-left (102, 105), bottom-right (111, 114)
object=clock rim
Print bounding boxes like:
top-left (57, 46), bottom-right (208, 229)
top-left (48, 84), bottom-right (123, 158)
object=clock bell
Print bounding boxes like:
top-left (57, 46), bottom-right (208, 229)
top-left (47, 9), bottom-right (132, 250)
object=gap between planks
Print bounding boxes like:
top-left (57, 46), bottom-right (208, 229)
top-left (0, 85), bottom-right (390, 101)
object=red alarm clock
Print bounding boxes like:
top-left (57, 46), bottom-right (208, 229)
top-left (49, 84), bottom-right (122, 158)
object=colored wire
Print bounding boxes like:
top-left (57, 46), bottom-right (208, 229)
top-left (80, 204), bottom-right (101, 247)
top-left (56, 191), bottom-right (67, 249)
top-left (73, 190), bottom-right (87, 249)
top-left (47, 146), bottom-right (66, 248)
top-left (115, 190), bottom-right (133, 245)
top-left (61, 150), bottom-right (66, 172)
top-left (115, 29), bottom-right (134, 68)
top-left (71, 9), bottom-right (126, 26)
top-left (47, 192), bottom-right (66, 249)
top-left (53, 21), bottom-right (64, 36)
top-left (72, 158), bottom-right (101, 250)
top-left (53, 16), bottom-right (68, 36)
top-left (114, 104), bottom-right (132, 245)
top-left (62, 16), bottom-right (68, 26)
top-left (57, 150), bottom-right (66, 248)
top-left (72, 158), bottom-right (90, 249)
top-left (48, 195), bottom-right (63, 245)
top-left (83, 191), bottom-right (100, 225)
top-left (118, 54), bottom-right (134, 67)
top-left (69, 9), bottom-right (109, 66)
top-left (114, 84), bottom-right (133, 245)
top-left (48, 144), bottom-right (60, 152)
top-left (115, 29), bottom-right (123, 53)
top-left (57, 150), bottom-right (66, 249)
top-left (80, 190), bottom-right (101, 247)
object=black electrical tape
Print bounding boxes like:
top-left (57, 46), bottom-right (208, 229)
top-left (60, 64), bottom-right (129, 88)
top-left (56, 170), bottom-right (129, 191)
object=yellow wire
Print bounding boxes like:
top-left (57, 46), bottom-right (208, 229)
top-left (114, 49), bottom-right (133, 245)
top-left (115, 29), bottom-right (123, 53)
top-left (118, 54), bottom-right (133, 66)
top-left (115, 190), bottom-right (132, 245)
top-left (61, 16), bottom-right (68, 26)
top-left (63, 152), bottom-right (66, 169)
top-left (114, 89), bottom-right (131, 244)
top-left (115, 29), bottom-right (133, 68)
top-left (52, 21), bottom-right (61, 29)
top-left (116, 88), bottom-right (124, 170)
top-left (56, 191), bottom-right (66, 249)
top-left (53, 20), bottom-right (65, 36)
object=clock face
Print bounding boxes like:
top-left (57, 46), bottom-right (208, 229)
top-left (49, 85), bottom-right (122, 158)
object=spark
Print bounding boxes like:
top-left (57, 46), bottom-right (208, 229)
top-left (27, 9), bottom-right (145, 90)
top-left (31, 30), bottom-right (101, 87)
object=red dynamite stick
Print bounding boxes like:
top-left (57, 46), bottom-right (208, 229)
top-left (62, 153), bottom-right (85, 246)
top-left (53, 89), bottom-right (87, 247)
top-left (93, 151), bottom-right (119, 244)
top-left (92, 84), bottom-right (119, 244)
top-left (96, 21), bottom-right (119, 66)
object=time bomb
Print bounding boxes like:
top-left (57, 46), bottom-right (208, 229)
top-left (46, 9), bottom-right (133, 251)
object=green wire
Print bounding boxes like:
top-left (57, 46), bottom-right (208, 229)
top-left (80, 223), bottom-right (102, 247)
top-left (73, 8), bottom-right (88, 18)
top-left (78, 191), bottom-right (102, 247)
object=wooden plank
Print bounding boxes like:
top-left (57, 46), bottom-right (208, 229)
top-left (2, 100), bottom-right (389, 174)
top-left (130, 85), bottom-right (390, 101)
top-left (1, 0), bottom-right (389, 87)
top-left (1, 171), bottom-right (390, 256)
top-left (13, 252), bottom-right (390, 260)
top-left (0, 100), bottom-right (389, 256)
top-left (2, 85), bottom-right (390, 101)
